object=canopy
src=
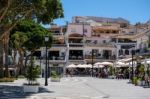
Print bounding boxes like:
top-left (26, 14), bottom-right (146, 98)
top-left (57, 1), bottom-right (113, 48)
top-left (77, 64), bottom-right (92, 68)
top-left (128, 61), bottom-right (137, 67)
top-left (118, 58), bottom-right (132, 63)
top-left (94, 62), bottom-right (102, 65)
top-left (94, 62), bottom-right (104, 68)
top-left (119, 56), bottom-right (143, 63)
top-left (86, 64), bottom-right (92, 68)
top-left (141, 59), bottom-right (150, 65)
top-left (66, 64), bottom-right (77, 68)
top-left (94, 62), bottom-right (113, 66)
top-left (100, 62), bottom-right (113, 66)
top-left (94, 65), bottom-right (104, 68)
top-left (115, 61), bottom-right (128, 67)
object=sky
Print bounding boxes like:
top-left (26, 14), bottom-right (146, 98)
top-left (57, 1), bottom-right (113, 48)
top-left (52, 0), bottom-right (150, 26)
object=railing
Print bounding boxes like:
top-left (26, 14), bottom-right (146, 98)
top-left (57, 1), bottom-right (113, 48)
top-left (68, 41), bottom-right (83, 44)
top-left (85, 43), bottom-right (114, 47)
top-left (84, 55), bottom-right (116, 60)
top-left (69, 43), bottom-right (84, 47)
top-left (52, 32), bottom-right (64, 36)
top-left (52, 44), bottom-right (67, 47)
top-left (49, 56), bottom-right (65, 60)
top-left (69, 56), bottom-right (83, 60)
top-left (117, 41), bottom-right (136, 43)
top-left (136, 48), bottom-right (150, 55)
top-left (47, 56), bottom-right (66, 63)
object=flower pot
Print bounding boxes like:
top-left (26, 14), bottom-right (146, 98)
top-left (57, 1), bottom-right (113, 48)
top-left (137, 80), bottom-right (142, 86)
top-left (23, 84), bottom-right (39, 93)
top-left (141, 81), bottom-right (145, 86)
top-left (51, 77), bottom-right (60, 82)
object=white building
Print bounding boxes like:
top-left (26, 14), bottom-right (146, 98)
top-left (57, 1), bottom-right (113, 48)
top-left (34, 16), bottom-right (150, 76)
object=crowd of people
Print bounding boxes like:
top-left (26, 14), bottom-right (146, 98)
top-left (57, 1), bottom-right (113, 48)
top-left (66, 67), bottom-right (129, 79)
top-left (66, 66), bottom-right (150, 87)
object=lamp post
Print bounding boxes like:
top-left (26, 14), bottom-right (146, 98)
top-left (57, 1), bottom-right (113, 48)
top-left (91, 49), bottom-right (94, 77)
top-left (131, 49), bottom-right (134, 81)
top-left (131, 45), bottom-right (136, 81)
top-left (45, 36), bottom-right (49, 86)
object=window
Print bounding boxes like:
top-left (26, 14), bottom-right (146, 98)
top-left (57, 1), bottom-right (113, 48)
top-left (92, 49), bottom-right (99, 56)
top-left (54, 30), bottom-right (60, 33)
top-left (93, 40), bottom-right (97, 44)
top-left (84, 29), bottom-right (87, 33)
top-left (125, 49), bottom-right (129, 55)
top-left (85, 40), bottom-right (91, 43)
top-left (106, 30), bottom-right (110, 33)
top-left (119, 50), bottom-right (123, 55)
top-left (131, 50), bottom-right (135, 55)
top-left (113, 30), bottom-right (117, 33)
top-left (103, 40), bottom-right (106, 43)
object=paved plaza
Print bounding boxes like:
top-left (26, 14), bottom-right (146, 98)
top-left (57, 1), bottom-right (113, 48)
top-left (0, 77), bottom-right (150, 99)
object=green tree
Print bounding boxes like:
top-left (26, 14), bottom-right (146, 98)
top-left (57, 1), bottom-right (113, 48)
top-left (0, 0), bottom-right (63, 77)
top-left (10, 19), bottom-right (52, 76)
top-left (10, 31), bottom-right (28, 77)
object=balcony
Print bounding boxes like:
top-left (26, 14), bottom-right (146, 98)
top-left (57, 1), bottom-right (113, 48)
top-left (48, 56), bottom-right (66, 63)
top-left (136, 48), bottom-right (150, 55)
top-left (84, 55), bottom-right (116, 60)
top-left (52, 32), bottom-right (64, 36)
top-left (68, 39), bottom-right (83, 47)
top-left (116, 41), bottom-right (136, 45)
top-left (69, 43), bottom-right (83, 47)
top-left (118, 41), bottom-right (136, 43)
top-left (85, 43), bottom-right (114, 47)
top-left (69, 56), bottom-right (83, 60)
top-left (52, 44), bottom-right (67, 47)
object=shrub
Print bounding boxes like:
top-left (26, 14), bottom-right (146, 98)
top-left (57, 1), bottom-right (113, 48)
top-left (51, 71), bottom-right (59, 78)
top-left (132, 77), bottom-right (137, 84)
top-left (18, 75), bottom-right (25, 79)
top-left (109, 66), bottom-right (115, 75)
top-left (25, 65), bottom-right (40, 85)
top-left (0, 78), bottom-right (15, 82)
top-left (132, 77), bottom-right (142, 85)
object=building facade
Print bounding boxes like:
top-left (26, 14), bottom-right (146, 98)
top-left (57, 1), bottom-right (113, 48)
top-left (35, 16), bottom-right (150, 76)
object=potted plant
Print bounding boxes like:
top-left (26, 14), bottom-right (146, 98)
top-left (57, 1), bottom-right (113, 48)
top-left (137, 77), bottom-right (142, 86)
top-left (23, 60), bottom-right (40, 93)
top-left (132, 77), bottom-right (138, 85)
top-left (50, 71), bottom-right (60, 82)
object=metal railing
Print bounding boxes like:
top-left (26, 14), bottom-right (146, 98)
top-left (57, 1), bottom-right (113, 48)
top-left (84, 55), bottom-right (116, 60)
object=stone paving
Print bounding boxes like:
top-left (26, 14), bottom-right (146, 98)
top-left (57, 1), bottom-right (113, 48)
top-left (0, 77), bottom-right (150, 99)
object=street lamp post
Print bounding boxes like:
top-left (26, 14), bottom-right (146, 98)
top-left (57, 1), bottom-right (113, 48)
top-left (91, 49), bottom-right (94, 77)
top-left (45, 36), bottom-right (49, 86)
top-left (131, 44), bottom-right (136, 81)
top-left (131, 49), bottom-right (134, 81)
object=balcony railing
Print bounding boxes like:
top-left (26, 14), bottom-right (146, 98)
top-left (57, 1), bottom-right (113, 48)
top-left (69, 43), bottom-right (83, 47)
top-left (136, 48), bottom-right (150, 55)
top-left (52, 44), bottom-right (67, 47)
top-left (85, 43), bottom-right (114, 47)
top-left (47, 56), bottom-right (66, 63)
top-left (52, 32), bottom-right (64, 36)
top-left (69, 56), bottom-right (83, 60)
top-left (49, 56), bottom-right (65, 60)
top-left (84, 55), bottom-right (116, 60)
top-left (117, 41), bottom-right (136, 43)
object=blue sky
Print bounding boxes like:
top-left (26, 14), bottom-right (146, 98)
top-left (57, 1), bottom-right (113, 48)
top-left (52, 0), bottom-right (150, 26)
